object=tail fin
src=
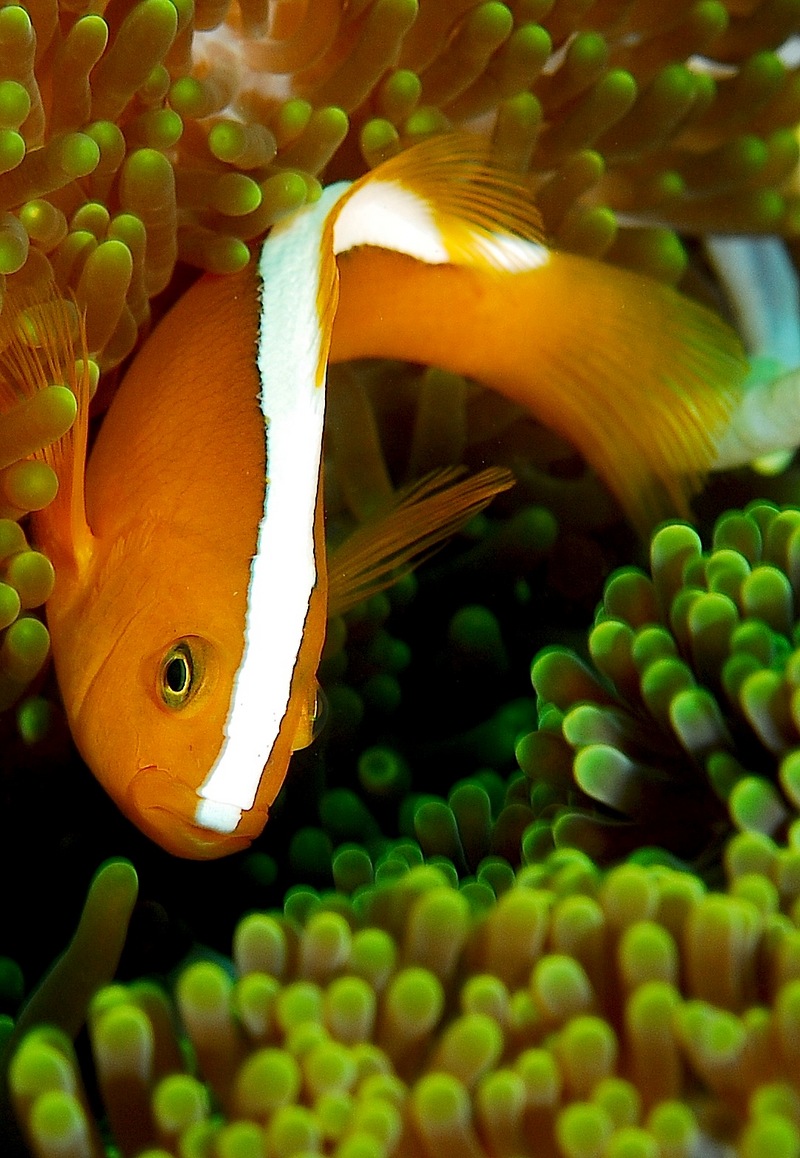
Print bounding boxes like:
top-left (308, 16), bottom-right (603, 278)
top-left (324, 134), bottom-right (748, 532)
top-left (513, 249), bottom-right (746, 530)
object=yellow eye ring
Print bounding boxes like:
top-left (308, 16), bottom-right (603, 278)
top-left (160, 640), bottom-right (200, 710)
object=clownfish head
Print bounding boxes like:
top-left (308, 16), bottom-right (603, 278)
top-left (59, 525), bottom-right (329, 860)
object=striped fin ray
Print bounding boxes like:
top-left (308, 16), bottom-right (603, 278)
top-left (0, 264), bottom-right (92, 568)
top-left (327, 465), bottom-right (514, 618)
top-left (330, 132), bottom-right (548, 275)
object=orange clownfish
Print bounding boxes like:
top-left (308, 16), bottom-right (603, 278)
top-left (2, 135), bottom-right (745, 859)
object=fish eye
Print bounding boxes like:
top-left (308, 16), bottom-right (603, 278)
top-left (160, 640), bottom-right (202, 710)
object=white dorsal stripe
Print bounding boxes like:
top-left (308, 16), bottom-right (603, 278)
top-left (193, 154), bottom-right (550, 836)
top-left (195, 182), bottom-right (349, 831)
top-left (332, 178), bottom-right (550, 272)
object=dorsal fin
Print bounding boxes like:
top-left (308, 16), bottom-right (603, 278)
top-left (329, 132), bottom-right (548, 275)
top-left (0, 260), bottom-right (93, 570)
top-left (327, 465), bottom-right (514, 618)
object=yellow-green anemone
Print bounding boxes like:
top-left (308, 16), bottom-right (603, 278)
top-left (9, 854), bottom-right (800, 1157)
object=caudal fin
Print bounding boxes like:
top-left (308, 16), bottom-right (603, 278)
top-left (326, 134), bottom-right (748, 531)
top-left (513, 249), bottom-right (747, 530)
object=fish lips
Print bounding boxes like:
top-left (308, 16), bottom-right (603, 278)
top-left (126, 765), bottom-right (267, 859)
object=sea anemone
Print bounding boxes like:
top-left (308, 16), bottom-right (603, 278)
top-left (4, 4), bottom-right (800, 1152)
top-left (9, 854), bottom-right (800, 1157)
top-left (517, 500), bottom-right (800, 868)
top-left (0, 858), bottom-right (138, 1153)
top-left (0, 0), bottom-right (795, 704)
top-left (0, 0), bottom-right (793, 370)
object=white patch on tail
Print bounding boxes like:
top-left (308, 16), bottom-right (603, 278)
top-left (333, 180), bottom-right (451, 263)
top-left (333, 177), bottom-right (550, 273)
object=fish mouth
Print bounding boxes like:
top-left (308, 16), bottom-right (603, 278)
top-left (126, 766), bottom-right (267, 860)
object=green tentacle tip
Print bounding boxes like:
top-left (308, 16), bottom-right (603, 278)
top-left (740, 1116), bottom-right (800, 1158)
top-left (208, 120), bottom-right (251, 164)
top-left (361, 671), bottom-right (402, 714)
top-left (0, 213), bottom-right (28, 274)
top-left (448, 604), bottom-right (509, 672)
top-left (39, 384), bottom-right (79, 438)
top-left (92, 1001), bottom-right (153, 1068)
top-left (236, 1049), bottom-right (301, 1117)
top-left (413, 798), bottom-right (465, 866)
top-left (379, 68), bottom-right (421, 116)
top-left (645, 1101), bottom-right (698, 1152)
top-left (622, 228), bottom-right (687, 284)
top-left (260, 170), bottom-right (310, 221)
top-left (214, 1121), bottom-right (265, 1158)
top-left (0, 581), bottom-right (20, 630)
top-left (729, 776), bottom-right (787, 836)
top-left (212, 172), bottom-right (262, 217)
top-left (0, 5), bottom-right (31, 36)
top-left (304, 1038), bottom-right (357, 1095)
top-left (242, 850), bottom-right (277, 889)
top-left (604, 1126), bottom-right (659, 1158)
top-left (0, 522), bottom-right (26, 560)
top-left (320, 787), bottom-right (379, 844)
top-left (265, 1104), bottom-right (320, 1155)
top-left (412, 1071), bottom-right (471, 1131)
top-left (29, 1090), bottom-right (90, 1151)
top-left (332, 845), bottom-right (374, 894)
top-left (86, 858), bottom-right (139, 927)
top-left (124, 145), bottom-right (174, 189)
top-left (4, 460), bottom-right (58, 510)
top-left (361, 118), bottom-right (400, 163)
top-left (313, 104), bottom-right (349, 139)
top-left (152, 1073), bottom-right (210, 1133)
top-left (6, 550), bottom-right (55, 609)
top-left (556, 1102), bottom-right (614, 1158)
top-left (84, 120), bottom-right (126, 171)
top-left (0, 79), bottom-right (29, 129)
top-left (358, 746), bottom-right (410, 798)
top-left (60, 132), bottom-right (101, 178)
top-left (274, 98), bottom-right (312, 142)
top-left (1, 615), bottom-right (49, 681)
top-left (532, 954), bottom-right (592, 1021)
top-left (567, 29), bottom-right (608, 74)
top-left (385, 967), bottom-right (443, 1034)
top-left (289, 826), bottom-right (334, 879)
top-left (8, 1028), bottom-right (75, 1098)
top-left (198, 234), bottom-right (251, 275)
top-left (167, 75), bottom-right (208, 119)
top-left (177, 959), bottom-right (231, 1016)
top-left (0, 128), bottom-right (24, 173)
top-left (347, 928), bottom-right (395, 986)
top-left (324, 975), bottom-right (375, 1042)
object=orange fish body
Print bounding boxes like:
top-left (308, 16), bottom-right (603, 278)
top-left (38, 266), bottom-right (329, 856)
top-left (6, 135), bottom-right (745, 858)
top-left (331, 246), bottom-right (740, 526)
